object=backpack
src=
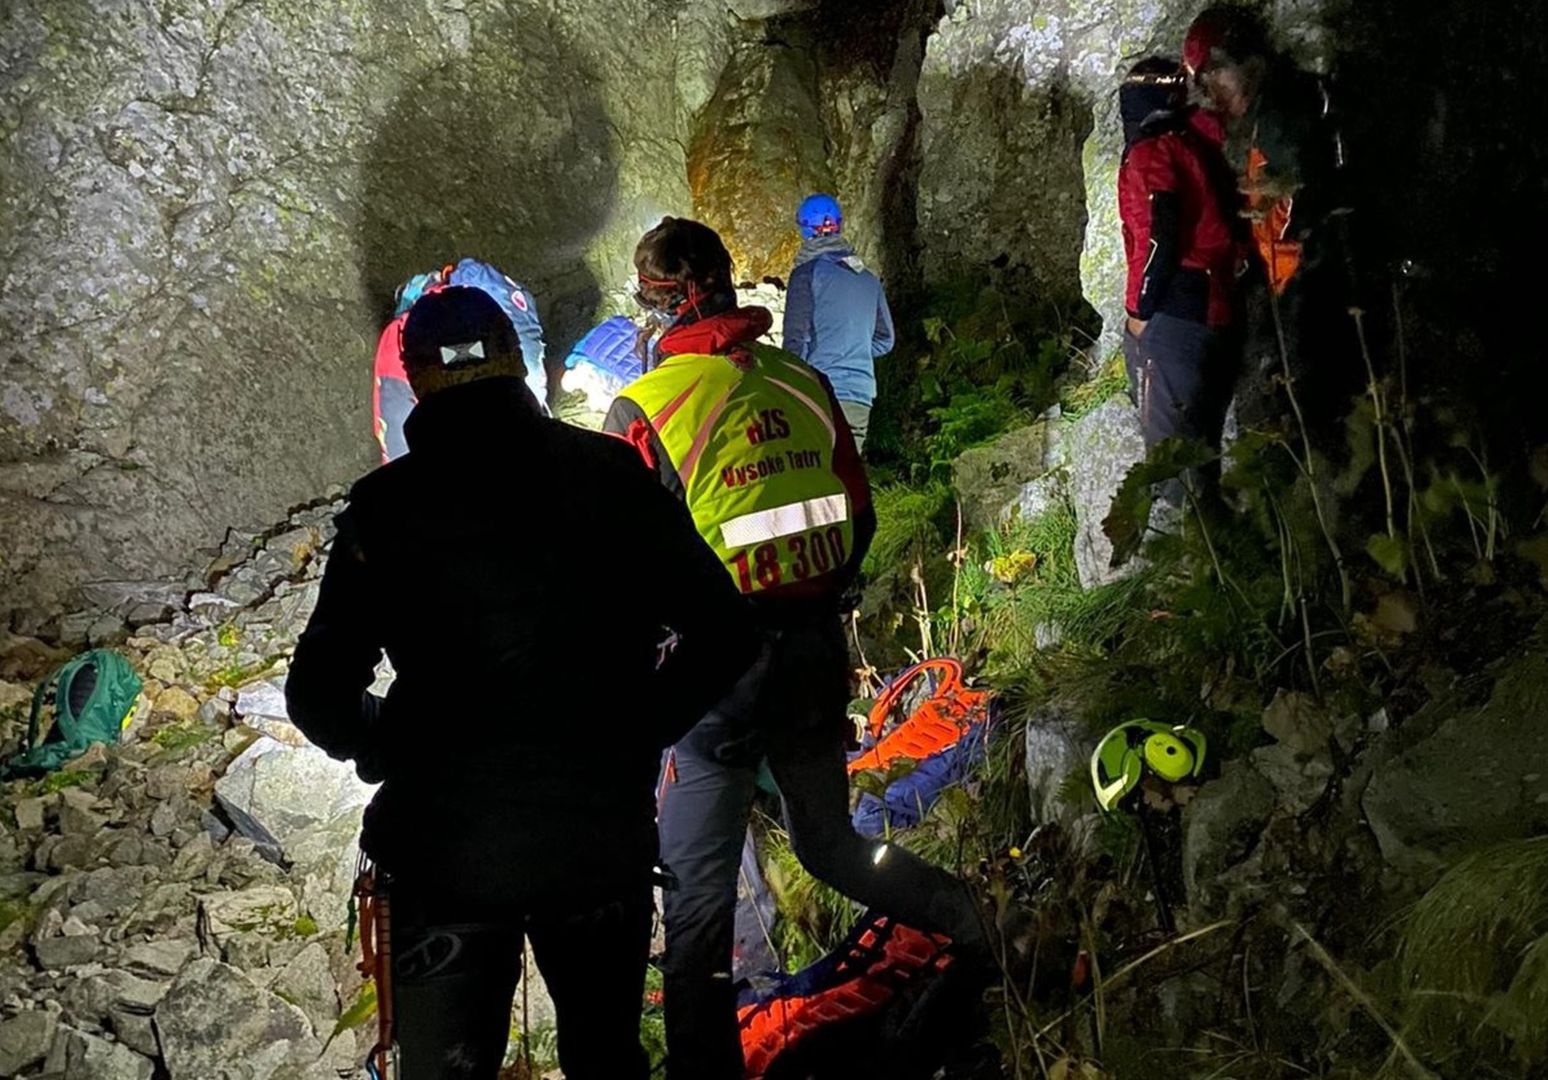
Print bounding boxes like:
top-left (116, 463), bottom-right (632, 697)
top-left (847, 658), bottom-right (992, 838)
top-left (561, 315), bottom-right (650, 412)
top-left (1, 650), bottom-right (143, 779)
top-left (737, 911), bottom-right (953, 1078)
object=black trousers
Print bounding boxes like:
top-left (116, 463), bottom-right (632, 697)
top-left (1123, 313), bottom-right (1240, 506)
top-left (388, 880), bottom-right (653, 1079)
top-left (657, 622), bottom-right (985, 1080)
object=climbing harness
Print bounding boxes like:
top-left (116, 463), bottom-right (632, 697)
top-left (352, 855), bottom-right (398, 1080)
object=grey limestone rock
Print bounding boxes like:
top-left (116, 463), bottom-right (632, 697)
top-left (212, 735), bottom-right (374, 853)
top-left (43, 1025), bottom-right (154, 1080)
top-left (0, 1008), bottom-right (58, 1075)
top-left (154, 958), bottom-right (320, 1079)
top-left (269, 942), bottom-right (338, 1039)
top-left (1063, 398), bottom-right (1147, 588)
top-left (122, 938), bottom-right (196, 980)
top-left (1364, 636), bottom-right (1548, 877)
top-left (1182, 762), bottom-right (1278, 910)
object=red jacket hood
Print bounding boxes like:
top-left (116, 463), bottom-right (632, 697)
top-left (658, 306), bottom-right (773, 358)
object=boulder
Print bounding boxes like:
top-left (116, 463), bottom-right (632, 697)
top-left (284, 812), bottom-right (363, 933)
top-left (33, 932), bottom-right (101, 970)
top-left (1251, 743), bottom-right (1335, 815)
top-left (688, 37), bottom-right (833, 281)
top-left (154, 958), bottom-right (322, 1079)
top-left (0, 1008), bottom-right (57, 1075)
top-left (1262, 691), bottom-right (1334, 754)
top-left (1182, 762), bottom-right (1278, 910)
top-left (67, 968), bottom-right (170, 1022)
top-left (122, 938), bottom-right (197, 979)
top-left (235, 679), bottom-right (289, 723)
top-left (42, 1025), bottom-right (154, 1080)
top-left (213, 736), bottom-right (374, 852)
top-left (1063, 398), bottom-right (1146, 588)
top-left (270, 942), bottom-right (339, 1037)
top-left (198, 884), bottom-right (299, 948)
top-left (952, 420), bottom-right (1062, 529)
top-left (15, 797), bottom-right (47, 832)
top-left (234, 679), bottom-right (309, 746)
top-left (1364, 642), bottom-right (1548, 877)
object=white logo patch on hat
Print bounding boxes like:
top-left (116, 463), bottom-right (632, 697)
top-left (439, 340), bottom-right (486, 367)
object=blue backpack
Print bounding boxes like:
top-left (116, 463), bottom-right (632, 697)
top-left (562, 316), bottom-right (653, 413)
top-left (393, 258), bottom-right (548, 400)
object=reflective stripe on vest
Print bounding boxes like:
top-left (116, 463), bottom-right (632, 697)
top-left (721, 493), bottom-right (848, 548)
top-left (617, 343), bottom-right (855, 596)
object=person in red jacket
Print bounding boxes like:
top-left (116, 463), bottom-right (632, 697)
top-left (1118, 56), bottom-right (1246, 505)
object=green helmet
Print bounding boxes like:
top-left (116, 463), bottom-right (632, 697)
top-left (1090, 720), bottom-right (1208, 811)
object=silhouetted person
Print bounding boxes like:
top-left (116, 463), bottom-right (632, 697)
top-left (1184, 5), bottom-right (1360, 435)
top-left (288, 286), bottom-right (759, 1079)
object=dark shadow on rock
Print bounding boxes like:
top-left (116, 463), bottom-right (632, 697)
top-left (356, 12), bottom-right (618, 388)
top-left (812, 0), bottom-right (944, 300)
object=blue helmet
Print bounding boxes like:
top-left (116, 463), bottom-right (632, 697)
top-left (797, 193), bottom-right (843, 239)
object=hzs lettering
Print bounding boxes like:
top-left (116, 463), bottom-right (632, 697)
top-left (746, 409), bottom-right (790, 445)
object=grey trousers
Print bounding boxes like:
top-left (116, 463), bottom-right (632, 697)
top-left (839, 399), bottom-right (871, 454)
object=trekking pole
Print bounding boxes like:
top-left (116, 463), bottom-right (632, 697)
top-left (1135, 805), bottom-right (1175, 934)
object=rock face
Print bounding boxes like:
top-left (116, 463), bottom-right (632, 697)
top-left (690, 34), bottom-right (833, 282)
top-left (916, 0), bottom-right (1332, 357)
top-left (917, 1), bottom-right (1097, 305)
top-left (0, 0), bottom-right (734, 621)
top-left (1363, 636), bottom-right (1548, 878)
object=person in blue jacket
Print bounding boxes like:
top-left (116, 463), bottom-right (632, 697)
top-left (373, 258), bottom-right (548, 461)
top-left (781, 194), bottom-right (895, 453)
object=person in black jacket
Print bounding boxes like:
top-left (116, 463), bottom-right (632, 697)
top-left (286, 286), bottom-right (760, 1080)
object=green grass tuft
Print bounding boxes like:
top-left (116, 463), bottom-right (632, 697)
top-left (151, 721), bottom-right (218, 754)
top-left (863, 481), bottom-right (954, 577)
top-left (1398, 836), bottom-right (1548, 1071)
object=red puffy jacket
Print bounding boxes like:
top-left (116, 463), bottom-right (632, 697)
top-left (1119, 121), bottom-right (1243, 327)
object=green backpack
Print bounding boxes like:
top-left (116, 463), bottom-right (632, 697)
top-left (1, 650), bottom-right (143, 779)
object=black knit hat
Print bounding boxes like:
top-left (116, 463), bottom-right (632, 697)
top-left (398, 286), bottom-right (528, 400)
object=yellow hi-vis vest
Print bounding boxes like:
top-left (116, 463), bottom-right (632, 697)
top-left (617, 343), bottom-right (855, 596)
